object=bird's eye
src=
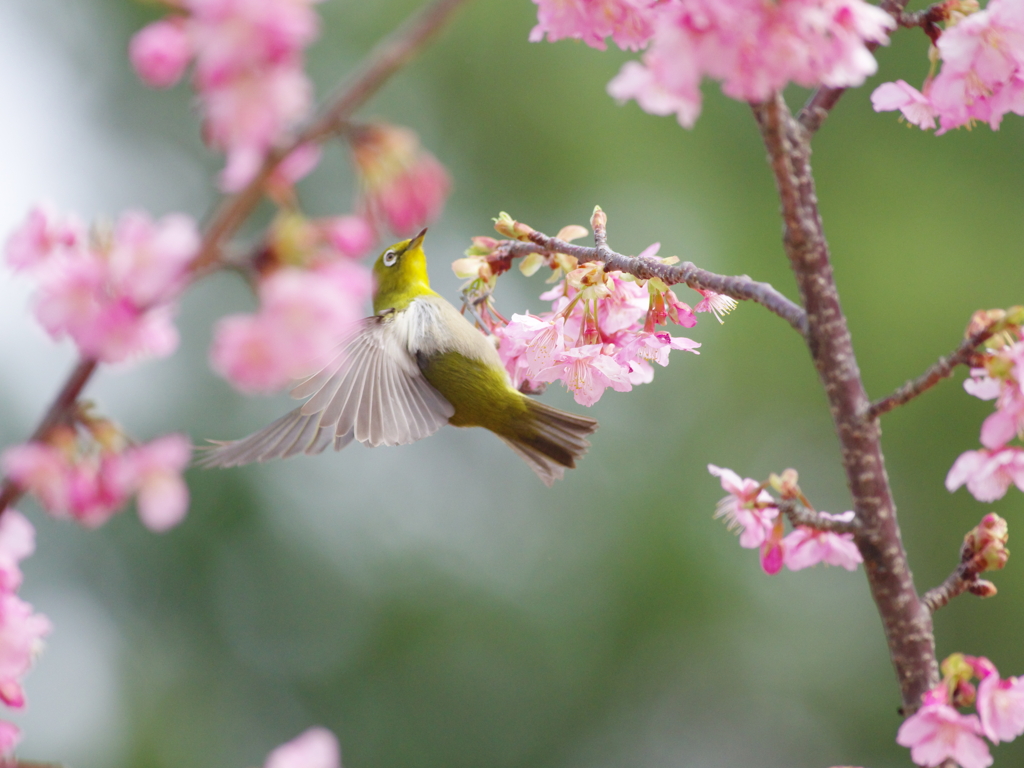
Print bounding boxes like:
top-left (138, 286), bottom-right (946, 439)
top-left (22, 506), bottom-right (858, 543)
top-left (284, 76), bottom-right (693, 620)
top-left (383, 249), bottom-right (399, 267)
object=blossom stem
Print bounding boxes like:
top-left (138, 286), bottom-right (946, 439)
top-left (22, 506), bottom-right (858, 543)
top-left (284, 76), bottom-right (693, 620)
top-left (922, 553), bottom-right (991, 614)
top-left (866, 322), bottom-right (1000, 420)
top-left (752, 92), bottom-right (937, 713)
top-left (779, 499), bottom-right (859, 534)
top-left (0, 358), bottom-right (98, 514)
top-left (798, 0), bottom-right (914, 133)
top-left (492, 238), bottom-right (808, 336)
top-left (191, 0), bottom-right (472, 273)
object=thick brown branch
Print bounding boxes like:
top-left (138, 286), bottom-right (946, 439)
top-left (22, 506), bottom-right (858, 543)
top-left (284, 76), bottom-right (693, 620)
top-left (779, 499), bottom-right (860, 534)
top-left (753, 93), bottom-right (937, 712)
top-left (797, 0), bottom-right (915, 133)
top-left (491, 236), bottom-right (809, 336)
top-left (191, 0), bottom-right (472, 272)
top-left (867, 323), bottom-right (1000, 420)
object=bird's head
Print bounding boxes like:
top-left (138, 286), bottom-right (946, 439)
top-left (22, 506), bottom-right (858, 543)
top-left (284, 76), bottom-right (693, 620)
top-left (372, 228), bottom-right (434, 314)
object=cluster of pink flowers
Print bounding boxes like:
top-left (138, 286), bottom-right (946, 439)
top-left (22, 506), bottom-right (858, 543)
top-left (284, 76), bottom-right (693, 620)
top-left (530, 0), bottom-right (894, 128)
top-left (947, 329), bottom-right (1024, 502)
top-left (873, 0), bottom-right (1024, 133)
top-left (898, 653), bottom-right (1024, 768)
top-left (708, 465), bottom-right (863, 574)
top-left (5, 206), bottom-right (200, 364)
top-left (350, 123), bottom-right (452, 238)
top-left (130, 0), bottom-right (323, 191)
top-left (264, 727), bottom-right (341, 768)
top-left (209, 213), bottom-right (373, 393)
top-left (0, 510), bottom-right (52, 758)
top-left (459, 225), bottom-right (712, 405)
top-left (2, 422), bottom-right (191, 532)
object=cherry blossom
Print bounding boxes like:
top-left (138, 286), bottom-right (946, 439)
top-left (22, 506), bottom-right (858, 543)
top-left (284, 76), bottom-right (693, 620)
top-left (529, 0), bottom-right (656, 51)
top-left (782, 511), bottom-right (862, 571)
top-left (535, 343), bottom-right (633, 406)
top-left (897, 703), bottom-right (992, 768)
top-left (130, 18), bottom-right (192, 89)
top-left (0, 721), bottom-right (19, 757)
top-left (694, 289), bottom-right (737, 324)
top-left (708, 465), bottom-right (779, 549)
top-left (870, 80), bottom-right (938, 130)
top-left (210, 262), bottom-right (371, 393)
top-left (606, 0), bottom-right (894, 128)
top-left (111, 435), bottom-right (192, 532)
top-left (0, 512), bottom-right (36, 595)
top-left (977, 671), bottom-right (1024, 744)
top-left (946, 446), bottom-right (1024, 502)
top-left (4, 204), bottom-right (84, 271)
top-left (321, 215), bottom-right (376, 259)
top-left (264, 727), bottom-right (341, 768)
top-left (0, 593), bottom-right (52, 710)
top-left (351, 123), bottom-right (452, 237)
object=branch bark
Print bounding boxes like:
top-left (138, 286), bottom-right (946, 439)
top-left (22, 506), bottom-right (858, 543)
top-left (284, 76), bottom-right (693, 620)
top-left (779, 499), bottom-right (860, 534)
top-left (491, 236), bottom-right (809, 336)
top-left (753, 93), bottom-right (937, 712)
top-left (867, 322), bottom-right (1000, 420)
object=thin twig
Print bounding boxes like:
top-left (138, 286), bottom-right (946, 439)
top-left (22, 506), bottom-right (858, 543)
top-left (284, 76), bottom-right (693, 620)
top-left (922, 550), bottom-right (991, 614)
top-left (797, 0), bottom-right (915, 133)
top-left (192, 0), bottom-right (472, 272)
top-left (779, 499), bottom-right (859, 534)
top-left (0, 0), bottom-right (470, 515)
top-left (490, 235), bottom-right (809, 336)
top-left (866, 323), bottom-right (1000, 420)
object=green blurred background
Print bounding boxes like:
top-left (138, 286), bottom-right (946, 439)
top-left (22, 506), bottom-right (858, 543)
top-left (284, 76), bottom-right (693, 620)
top-left (1, 1), bottom-right (1022, 766)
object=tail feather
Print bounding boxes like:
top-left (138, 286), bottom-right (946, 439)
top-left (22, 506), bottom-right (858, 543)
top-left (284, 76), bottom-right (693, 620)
top-left (502, 400), bottom-right (599, 486)
top-left (196, 408), bottom-right (355, 468)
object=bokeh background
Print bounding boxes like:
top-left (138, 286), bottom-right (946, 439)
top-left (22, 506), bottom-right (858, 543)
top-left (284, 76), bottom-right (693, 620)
top-left (1, 1), bottom-right (1023, 766)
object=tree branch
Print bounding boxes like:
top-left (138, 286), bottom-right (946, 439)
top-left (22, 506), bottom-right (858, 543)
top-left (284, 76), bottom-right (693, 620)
top-left (192, 0), bottom-right (471, 272)
top-left (866, 322), bottom-right (1000, 420)
top-left (797, 0), bottom-right (915, 133)
top-left (489, 235), bottom-right (809, 336)
top-left (779, 499), bottom-right (860, 534)
top-left (0, 0), bottom-right (470, 514)
top-left (921, 555), bottom-right (992, 614)
top-left (752, 93), bottom-right (937, 713)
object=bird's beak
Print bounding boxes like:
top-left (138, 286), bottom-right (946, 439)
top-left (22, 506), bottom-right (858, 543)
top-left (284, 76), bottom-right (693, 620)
top-left (407, 227), bottom-right (428, 251)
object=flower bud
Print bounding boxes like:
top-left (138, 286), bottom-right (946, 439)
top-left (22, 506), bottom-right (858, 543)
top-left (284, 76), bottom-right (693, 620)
top-left (1006, 305), bottom-right (1024, 326)
top-left (465, 237), bottom-right (499, 257)
top-left (968, 579), bottom-right (998, 598)
top-left (590, 206), bottom-right (607, 234)
top-left (965, 512), bottom-right (1009, 571)
top-left (942, 653), bottom-right (975, 688)
top-left (968, 308), bottom-right (1005, 337)
top-left (769, 469), bottom-right (800, 499)
top-left (952, 679), bottom-right (977, 709)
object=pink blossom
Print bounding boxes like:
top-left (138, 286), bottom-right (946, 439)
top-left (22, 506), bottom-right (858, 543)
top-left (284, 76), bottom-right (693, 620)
top-left (321, 215), bottom-right (376, 259)
top-left (761, 520), bottom-right (785, 574)
top-left (0, 512), bottom-right (36, 595)
top-left (503, 314), bottom-right (567, 377)
top-left (0, 721), bottom-right (19, 757)
top-left (529, 0), bottom-right (656, 51)
top-left (0, 593), bottom-right (52, 709)
top-left (617, 330), bottom-right (700, 368)
top-left (607, 0), bottom-right (894, 128)
top-left (977, 671), bottom-right (1024, 744)
top-left (351, 124), bottom-right (452, 237)
top-left (210, 263), bottom-right (371, 393)
top-left (896, 704), bottom-right (992, 768)
top-left (4, 204), bottom-right (83, 271)
top-left (870, 80), bottom-right (938, 130)
top-left (694, 290), bottom-right (737, 324)
top-left (964, 367), bottom-right (1003, 401)
top-left (112, 435), bottom-right (192, 532)
top-left (535, 343), bottom-right (632, 406)
top-left (264, 727), bottom-right (341, 768)
top-left (946, 446), bottom-right (1024, 502)
top-left (268, 143), bottom-right (324, 194)
top-left (782, 511), bottom-right (862, 571)
top-left (597, 273), bottom-right (649, 334)
top-left (708, 464), bottom-right (778, 549)
top-left (130, 18), bottom-right (193, 89)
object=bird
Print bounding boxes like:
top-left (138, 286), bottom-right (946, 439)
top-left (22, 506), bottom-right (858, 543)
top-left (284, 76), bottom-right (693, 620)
top-left (199, 228), bottom-right (599, 485)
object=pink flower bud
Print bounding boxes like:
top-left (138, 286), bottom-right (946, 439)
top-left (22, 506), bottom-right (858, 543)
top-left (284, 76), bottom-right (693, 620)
top-left (965, 512), bottom-right (1010, 571)
top-left (130, 19), bottom-right (192, 89)
top-left (322, 215), bottom-right (375, 259)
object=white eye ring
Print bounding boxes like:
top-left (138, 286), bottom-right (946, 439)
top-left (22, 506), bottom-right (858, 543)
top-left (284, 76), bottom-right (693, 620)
top-left (383, 249), bottom-right (399, 267)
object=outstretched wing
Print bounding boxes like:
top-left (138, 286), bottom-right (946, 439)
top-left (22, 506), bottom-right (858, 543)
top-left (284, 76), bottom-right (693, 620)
top-left (199, 316), bottom-right (454, 468)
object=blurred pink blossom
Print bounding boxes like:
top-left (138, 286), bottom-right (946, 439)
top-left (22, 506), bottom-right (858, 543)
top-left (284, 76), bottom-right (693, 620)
top-left (607, 0), bottom-right (894, 127)
top-left (4, 204), bottom-right (84, 271)
top-left (0, 512), bottom-right (36, 595)
top-left (896, 703), bottom-right (992, 768)
top-left (321, 215), bottom-right (376, 259)
top-left (708, 464), bottom-right (779, 549)
top-left (130, 18), bottom-right (193, 89)
top-left (870, 80), bottom-right (937, 130)
top-left (264, 727), bottom-right (341, 768)
top-left (0, 593), bottom-right (52, 709)
top-left (529, 0), bottom-right (656, 51)
top-left (946, 446), bottom-right (1024, 502)
top-left (977, 670), bottom-right (1024, 744)
top-left (782, 511), bottom-right (862, 571)
top-left (0, 721), bottom-right (19, 757)
top-left (111, 435), bottom-right (192, 532)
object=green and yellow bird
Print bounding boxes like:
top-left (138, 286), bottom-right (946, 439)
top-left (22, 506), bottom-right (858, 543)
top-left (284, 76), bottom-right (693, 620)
top-left (201, 229), bottom-right (598, 485)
